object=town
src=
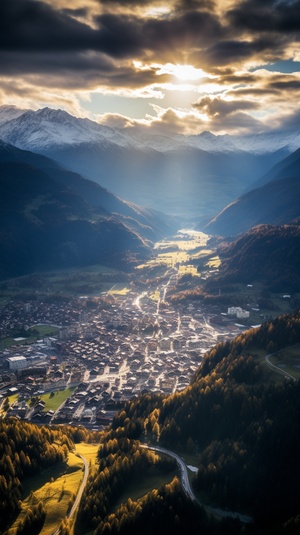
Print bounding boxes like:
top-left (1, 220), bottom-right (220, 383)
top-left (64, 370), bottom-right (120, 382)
top-left (0, 262), bottom-right (246, 430)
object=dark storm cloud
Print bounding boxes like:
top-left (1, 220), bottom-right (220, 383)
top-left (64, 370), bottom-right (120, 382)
top-left (0, 0), bottom-right (225, 78)
top-left (202, 36), bottom-right (288, 69)
top-left (227, 87), bottom-right (280, 97)
top-left (62, 8), bottom-right (90, 18)
top-left (93, 10), bottom-right (224, 58)
top-left (174, 0), bottom-right (216, 11)
top-left (227, 0), bottom-right (300, 34)
top-left (1, 0), bottom-right (300, 95)
top-left (0, 50), bottom-right (170, 90)
top-left (269, 79), bottom-right (300, 90)
top-left (96, 0), bottom-right (153, 5)
top-left (0, 0), bottom-right (97, 51)
top-left (97, 0), bottom-right (215, 9)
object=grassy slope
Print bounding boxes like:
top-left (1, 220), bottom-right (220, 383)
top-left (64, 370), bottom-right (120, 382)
top-left (8, 451), bottom-right (84, 535)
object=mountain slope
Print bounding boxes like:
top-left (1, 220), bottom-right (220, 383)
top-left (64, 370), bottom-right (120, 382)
top-left (212, 224), bottom-right (300, 292)
top-left (0, 107), bottom-right (282, 220)
top-left (109, 310), bottom-right (300, 533)
top-left (0, 140), bottom-right (176, 239)
top-left (249, 147), bottom-right (300, 190)
top-left (204, 171), bottom-right (300, 236)
top-left (0, 142), bottom-right (178, 278)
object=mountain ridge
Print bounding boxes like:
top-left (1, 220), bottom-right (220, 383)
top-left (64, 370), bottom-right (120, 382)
top-left (1, 105), bottom-right (300, 154)
top-left (0, 141), bottom-right (178, 278)
top-left (204, 148), bottom-right (300, 236)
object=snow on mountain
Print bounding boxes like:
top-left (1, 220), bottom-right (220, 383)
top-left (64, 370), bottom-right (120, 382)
top-left (0, 107), bottom-right (137, 152)
top-left (121, 130), bottom-right (186, 152)
top-left (186, 131), bottom-right (241, 152)
top-left (0, 105), bottom-right (28, 125)
top-left (231, 130), bottom-right (300, 154)
top-left (0, 105), bottom-right (299, 155)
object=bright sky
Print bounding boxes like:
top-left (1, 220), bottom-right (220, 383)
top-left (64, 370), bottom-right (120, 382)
top-left (1, 0), bottom-right (300, 135)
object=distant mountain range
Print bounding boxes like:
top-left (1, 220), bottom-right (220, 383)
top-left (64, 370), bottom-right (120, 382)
top-left (204, 149), bottom-right (300, 236)
top-left (0, 141), bottom-right (176, 279)
top-left (1, 105), bottom-right (300, 154)
top-left (0, 106), bottom-right (296, 221)
top-left (1, 104), bottom-right (300, 248)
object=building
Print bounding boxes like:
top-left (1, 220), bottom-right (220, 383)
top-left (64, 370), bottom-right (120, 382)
top-left (6, 356), bottom-right (27, 371)
top-left (227, 307), bottom-right (250, 319)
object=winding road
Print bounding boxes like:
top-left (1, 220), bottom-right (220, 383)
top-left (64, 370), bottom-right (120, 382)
top-left (141, 443), bottom-right (253, 524)
top-left (141, 444), bottom-right (197, 501)
top-left (265, 353), bottom-right (296, 381)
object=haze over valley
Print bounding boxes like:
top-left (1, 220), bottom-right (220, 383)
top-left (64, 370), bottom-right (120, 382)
top-left (1, 1), bottom-right (300, 534)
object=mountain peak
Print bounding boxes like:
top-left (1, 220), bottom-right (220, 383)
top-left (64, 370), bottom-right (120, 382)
top-left (36, 107), bottom-right (75, 123)
top-left (0, 105), bottom-right (28, 125)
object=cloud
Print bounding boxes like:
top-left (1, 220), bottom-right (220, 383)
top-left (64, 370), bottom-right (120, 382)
top-left (98, 104), bottom-right (208, 135)
top-left (96, 112), bottom-right (135, 129)
top-left (0, 0), bottom-right (224, 67)
top-left (274, 108), bottom-right (300, 130)
top-left (0, 0), bottom-right (96, 51)
top-left (227, 0), bottom-right (300, 34)
top-left (1, 0), bottom-right (300, 133)
top-left (193, 95), bottom-right (259, 116)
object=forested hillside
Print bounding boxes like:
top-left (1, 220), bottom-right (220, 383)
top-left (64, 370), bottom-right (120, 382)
top-left (2, 312), bottom-right (300, 534)
top-left (212, 224), bottom-right (300, 292)
top-left (78, 419), bottom-right (243, 535)
top-left (105, 310), bottom-right (300, 533)
top-left (0, 419), bottom-right (74, 532)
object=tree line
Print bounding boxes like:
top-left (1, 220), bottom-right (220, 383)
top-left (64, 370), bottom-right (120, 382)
top-left (101, 310), bottom-right (300, 533)
top-left (0, 418), bottom-right (73, 532)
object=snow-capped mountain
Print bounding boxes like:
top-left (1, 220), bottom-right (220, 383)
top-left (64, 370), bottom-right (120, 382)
top-left (0, 105), bottom-right (299, 155)
top-left (186, 131), bottom-right (241, 153)
top-left (231, 130), bottom-right (300, 154)
top-left (0, 105), bottom-right (28, 125)
top-left (0, 105), bottom-right (298, 221)
top-left (0, 107), bottom-right (139, 152)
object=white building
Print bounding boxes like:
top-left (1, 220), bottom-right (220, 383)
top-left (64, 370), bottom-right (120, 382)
top-left (237, 309), bottom-right (250, 319)
top-left (227, 307), bottom-right (250, 319)
top-left (7, 356), bottom-right (27, 370)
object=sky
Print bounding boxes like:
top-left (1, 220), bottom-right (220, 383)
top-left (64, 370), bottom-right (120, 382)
top-left (1, 0), bottom-right (300, 135)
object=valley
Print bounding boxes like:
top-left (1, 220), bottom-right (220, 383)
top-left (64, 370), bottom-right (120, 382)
top-left (0, 231), bottom-right (231, 426)
top-left (1, 229), bottom-right (297, 431)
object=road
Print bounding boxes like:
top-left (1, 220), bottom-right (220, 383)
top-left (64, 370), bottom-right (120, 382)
top-left (141, 443), bottom-right (253, 524)
top-left (68, 453), bottom-right (89, 518)
top-left (141, 444), bottom-right (197, 501)
top-left (265, 353), bottom-right (296, 381)
top-left (52, 453), bottom-right (89, 535)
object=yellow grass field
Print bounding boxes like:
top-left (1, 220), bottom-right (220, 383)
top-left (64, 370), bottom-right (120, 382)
top-left (149, 290), bottom-right (161, 301)
top-left (75, 443), bottom-right (99, 472)
top-left (8, 450), bottom-right (87, 535)
top-left (108, 284), bottom-right (131, 295)
top-left (178, 265), bottom-right (201, 277)
top-left (137, 231), bottom-right (219, 274)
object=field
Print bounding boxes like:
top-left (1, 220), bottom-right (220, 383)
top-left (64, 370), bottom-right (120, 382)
top-left (0, 264), bottom-right (128, 303)
top-left (8, 451), bottom-right (85, 535)
top-left (268, 343), bottom-right (300, 380)
top-left (0, 324), bottom-right (59, 350)
top-left (108, 283), bottom-right (131, 295)
top-left (40, 388), bottom-right (75, 412)
top-left (75, 443), bottom-right (99, 470)
top-left (138, 231), bottom-right (220, 274)
top-left (113, 468), bottom-right (178, 510)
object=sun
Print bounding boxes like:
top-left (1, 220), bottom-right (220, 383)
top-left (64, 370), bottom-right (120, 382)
top-left (156, 63), bottom-right (205, 81)
top-left (171, 64), bottom-right (205, 81)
